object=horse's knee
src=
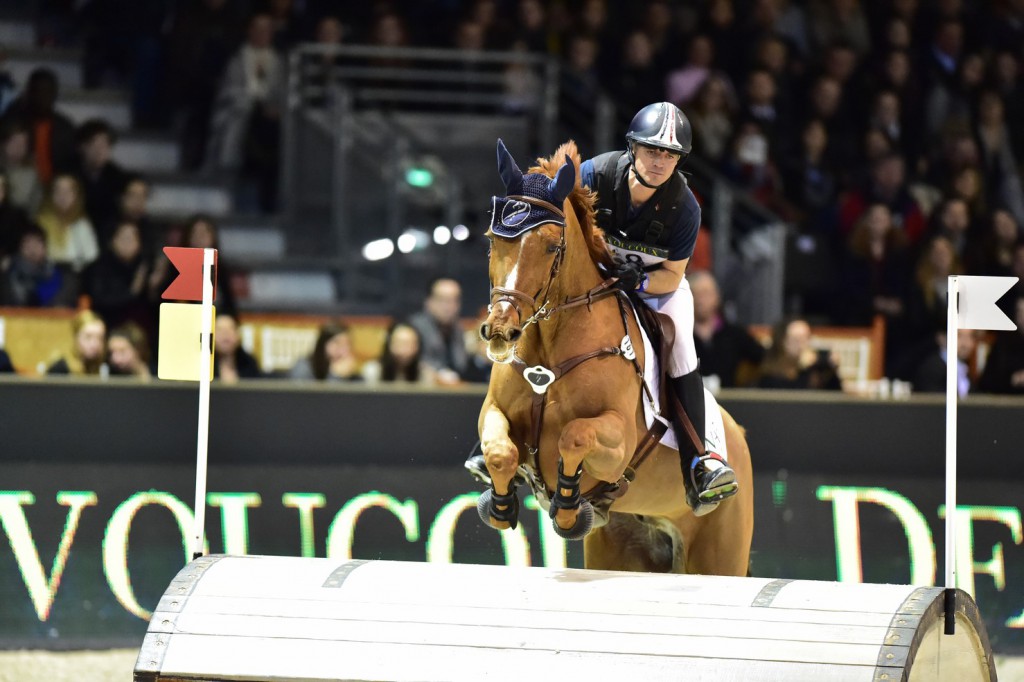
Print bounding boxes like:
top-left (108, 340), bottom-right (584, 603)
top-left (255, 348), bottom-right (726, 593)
top-left (558, 420), bottom-right (596, 459)
top-left (482, 439), bottom-right (518, 476)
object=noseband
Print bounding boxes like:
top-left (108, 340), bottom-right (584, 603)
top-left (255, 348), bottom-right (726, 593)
top-left (488, 195), bottom-right (567, 329)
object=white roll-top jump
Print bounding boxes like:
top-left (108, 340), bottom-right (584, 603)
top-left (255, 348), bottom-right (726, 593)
top-left (134, 555), bottom-right (996, 682)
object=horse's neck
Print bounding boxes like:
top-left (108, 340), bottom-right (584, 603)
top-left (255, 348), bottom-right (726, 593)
top-left (524, 255), bottom-right (615, 363)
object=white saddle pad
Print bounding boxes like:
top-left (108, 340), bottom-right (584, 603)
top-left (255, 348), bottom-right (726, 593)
top-left (634, 307), bottom-right (728, 460)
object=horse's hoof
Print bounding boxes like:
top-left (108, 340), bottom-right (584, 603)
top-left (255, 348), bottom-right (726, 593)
top-left (550, 500), bottom-right (594, 540)
top-left (476, 489), bottom-right (518, 530)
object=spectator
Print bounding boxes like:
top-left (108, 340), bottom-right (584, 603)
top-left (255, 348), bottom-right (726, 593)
top-left (928, 197), bottom-right (972, 262)
top-left (690, 270), bottom-right (765, 389)
top-left (804, 75), bottom-right (856, 170)
top-left (721, 120), bottom-right (790, 219)
top-left (264, 0), bottom-right (304, 50)
top-left (839, 153), bottom-right (926, 244)
top-left (991, 50), bottom-right (1024, 165)
top-left (977, 296), bottom-right (1024, 395)
top-left (699, 0), bottom-right (744, 84)
top-left (150, 214), bottom-right (237, 317)
top-left (925, 51), bottom-right (983, 142)
top-left (758, 317), bottom-right (842, 390)
top-left (664, 34), bottom-right (714, 107)
top-left (86, 219), bottom-right (154, 340)
top-left (781, 118), bottom-right (838, 234)
top-left (165, 0), bottom-right (247, 170)
top-left (0, 68), bottom-right (77, 185)
top-left (116, 175), bottom-right (163, 254)
top-left (839, 204), bottom-right (912, 372)
top-left (362, 321), bottom-right (436, 385)
top-left (808, 0), bottom-right (871, 58)
top-left (739, 69), bottom-right (782, 143)
top-left (107, 321), bottom-right (153, 380)
top-left (36, 174), bottom-right (99, 274)
top-left (213, 312), bottom-right (262, 383)
top-left (912, 327), bottom-right (977, 396)
top-left (79, 0), bottom-right (171, 128)
top-left (288, 320), bottom-right (362, 382)
top-left (0, 120), bottom-right (43, 214)
top-left (47, 309), bottom-right (107, 375)
top-left (461, 314), bottom-right (494, 384)
top-left (0, 225), bottom-right (77, 307)
top-left (967, 210), bottom-right (1020, 277)
top-left (611, 31), bottom-right (661, 124)
top-left (560, 34), bottom-right (603, 141)
top-left (74, 119), bottom-right (129, 242)
top-left (408, 277), bottom-right (467, 384)
top-left (974, 90), bottom-right (1024, 226)
top-left (900, 235), bottom-right (961, 373)
top-left (502, 40), bottom-right (543, 114)
top-left (207, 13), bottom-right (286, 213)
top-left (0, 172), bottom-right (33, 260)
top-left (0, 347), bottom-right (13, 373)
top-left (0, 48), bottom-right (17, 117)
top-left (688, 74), bottom-right (736, 163)
top-left (513, 0), bottom-right (548, 55)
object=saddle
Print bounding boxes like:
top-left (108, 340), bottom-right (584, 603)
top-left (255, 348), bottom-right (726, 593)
top-left (626, 292), bottom-right (704, 457)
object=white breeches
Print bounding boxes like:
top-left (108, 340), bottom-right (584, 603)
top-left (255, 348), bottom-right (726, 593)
top-left (639, 275), bottom-right (698, 378)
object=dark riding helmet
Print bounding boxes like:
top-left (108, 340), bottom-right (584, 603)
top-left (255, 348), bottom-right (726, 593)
top-left (625, 102), bottom-right (692, 159)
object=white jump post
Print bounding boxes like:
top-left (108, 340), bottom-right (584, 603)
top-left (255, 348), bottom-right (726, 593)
top-left (944, 275), bottom-right (1018, 635)
top-left (191, 248), bottom-right (216, 560)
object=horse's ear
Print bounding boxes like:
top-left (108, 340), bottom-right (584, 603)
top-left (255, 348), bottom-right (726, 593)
top-left (496, 138), bottom-right (523, 195)
top-left (549, 154), bottom-right (575, 205)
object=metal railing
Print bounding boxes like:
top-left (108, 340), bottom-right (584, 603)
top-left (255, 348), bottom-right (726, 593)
top-left (280, 43), bottom-right (559, 314)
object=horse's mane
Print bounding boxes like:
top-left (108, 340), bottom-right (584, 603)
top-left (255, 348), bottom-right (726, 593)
top-left (528, 141), bottom-right (614, 270)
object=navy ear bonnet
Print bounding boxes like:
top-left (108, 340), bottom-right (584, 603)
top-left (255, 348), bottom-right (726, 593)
top-left (490, 139), bottom-right (575, 238)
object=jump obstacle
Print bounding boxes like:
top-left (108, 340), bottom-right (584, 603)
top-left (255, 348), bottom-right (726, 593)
top-left (133, 555), bottom-right (996, 682)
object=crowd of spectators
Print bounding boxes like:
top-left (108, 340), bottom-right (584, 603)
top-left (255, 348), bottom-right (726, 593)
top-left (1, 0), bottom-right (1023, 395)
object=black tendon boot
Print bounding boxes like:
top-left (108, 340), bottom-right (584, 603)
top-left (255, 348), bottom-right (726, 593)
top-left (669, 370), bottom-right (738, 516)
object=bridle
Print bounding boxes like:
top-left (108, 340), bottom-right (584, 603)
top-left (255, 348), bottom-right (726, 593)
top-left (488, 194), bottom-right (621, 329)
top-left (488, 194), bottom-right (567, 330)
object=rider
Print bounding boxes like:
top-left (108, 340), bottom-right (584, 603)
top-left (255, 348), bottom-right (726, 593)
top-left (466, 102), bottom-right (737, 516)
top-left (586, 101), bottom-right (737, 515)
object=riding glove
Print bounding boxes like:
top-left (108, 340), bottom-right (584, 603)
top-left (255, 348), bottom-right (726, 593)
top-left (612, 261), bottom-right (646, 291)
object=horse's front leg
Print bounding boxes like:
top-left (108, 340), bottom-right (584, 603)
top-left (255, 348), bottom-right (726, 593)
top-left (550, 410), bottom-right (630, 540)
top-left (477, 403), bottom-right (521, 530)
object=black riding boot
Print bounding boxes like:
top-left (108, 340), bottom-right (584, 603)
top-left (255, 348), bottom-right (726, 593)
top-left (668, 370), bottom-right (738, 516)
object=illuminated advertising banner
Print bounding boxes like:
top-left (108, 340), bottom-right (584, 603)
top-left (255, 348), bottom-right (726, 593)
top-left (0, 381), bottom-right (1021, 653)
top-left (1, 464), bottom-right (1022, 652)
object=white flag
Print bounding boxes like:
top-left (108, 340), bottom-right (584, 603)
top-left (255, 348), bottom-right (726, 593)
top-left (956, 276), bottom-right (1018, 331)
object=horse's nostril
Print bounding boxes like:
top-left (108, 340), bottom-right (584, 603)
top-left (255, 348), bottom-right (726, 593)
top-left (479, 323), bottom-right (491, 340)
top-left (507, 328), bottom-right (522, 343)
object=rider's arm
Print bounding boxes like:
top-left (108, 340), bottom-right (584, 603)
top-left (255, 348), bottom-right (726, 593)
top-left (644, 257), bottom-right (687, 295)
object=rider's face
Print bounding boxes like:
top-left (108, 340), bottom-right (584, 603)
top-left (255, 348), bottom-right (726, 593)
top-left (632, 144), bottom-right (679, 187)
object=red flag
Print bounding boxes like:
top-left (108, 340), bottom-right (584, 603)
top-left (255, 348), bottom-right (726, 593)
top-left (162, 247), bottom-right (218, 302)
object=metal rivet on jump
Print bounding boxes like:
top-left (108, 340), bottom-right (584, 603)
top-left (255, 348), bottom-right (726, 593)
top-left (886, 653), bottom-right (894, 660)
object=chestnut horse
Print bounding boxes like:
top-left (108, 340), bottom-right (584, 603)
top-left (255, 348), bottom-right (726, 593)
top-left (477, 140), bottom-right (753, 576)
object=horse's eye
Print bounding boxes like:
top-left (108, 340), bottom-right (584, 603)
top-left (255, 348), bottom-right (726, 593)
top-left (547, 244), bottom-right (561, 254)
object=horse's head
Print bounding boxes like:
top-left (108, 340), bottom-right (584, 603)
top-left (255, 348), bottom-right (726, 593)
top-left (481, 139), bottom-right (577, 364)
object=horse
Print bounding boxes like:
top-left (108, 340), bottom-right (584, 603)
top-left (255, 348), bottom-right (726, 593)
top-left (476, 139), bottom-right (753, 576)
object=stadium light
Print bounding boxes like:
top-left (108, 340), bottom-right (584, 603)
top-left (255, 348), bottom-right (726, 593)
top-left (362, 238), bottom-right (395, 261)
top-left (433, 225), bottom-right (451, 245)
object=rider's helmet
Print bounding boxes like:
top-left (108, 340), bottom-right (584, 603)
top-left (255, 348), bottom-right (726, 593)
top-left (625, 102), bottom-right (692, 161)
